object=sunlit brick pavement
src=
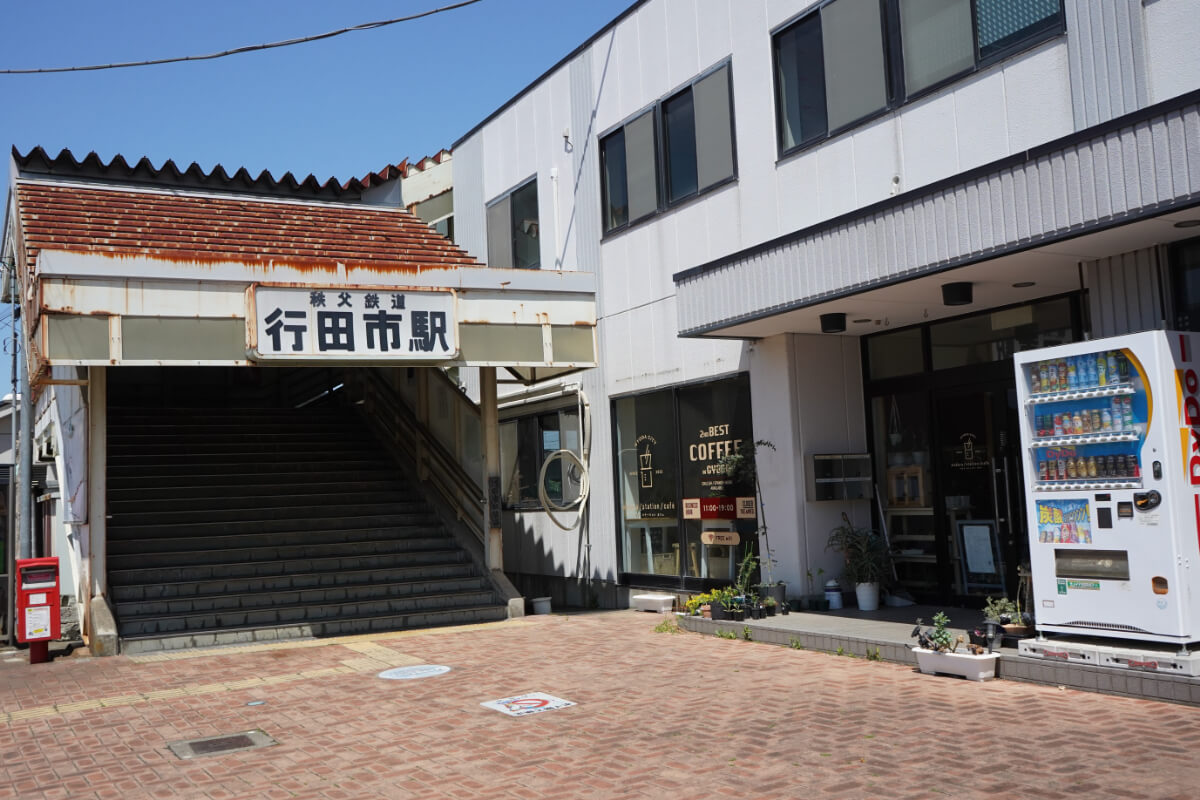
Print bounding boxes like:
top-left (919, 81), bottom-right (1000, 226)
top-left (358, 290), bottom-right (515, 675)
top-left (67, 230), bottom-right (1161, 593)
top-left (3, 611), bottom-right (1200, 799)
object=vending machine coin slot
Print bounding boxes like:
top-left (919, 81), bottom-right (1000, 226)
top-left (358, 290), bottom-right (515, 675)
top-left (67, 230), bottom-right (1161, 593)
top-left (1117, 501), bottom-right (1133, 519)
top-left (1153, 461), bottom-right (1163, 480)
top-left (1096, 507), bottom-right (1113, 528)
top-left (1133, 490), bottom-right (1162, 511)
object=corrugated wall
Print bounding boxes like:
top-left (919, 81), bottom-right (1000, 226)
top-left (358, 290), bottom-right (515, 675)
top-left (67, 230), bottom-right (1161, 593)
top-left (676, 95), bottom-right (1200, 336)
top-left (1065, 0), bottom-right (1149, 128)
top-left (1085, 246), bottom-right (1165, 337)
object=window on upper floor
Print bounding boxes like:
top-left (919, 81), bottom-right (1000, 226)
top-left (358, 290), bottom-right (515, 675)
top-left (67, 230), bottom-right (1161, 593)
top-left (774, 0), bottom-right (1065, 157)
top-left (601, 62), bottom-right (736, 235)
top-left (486, 178), bottom-right (539, 269)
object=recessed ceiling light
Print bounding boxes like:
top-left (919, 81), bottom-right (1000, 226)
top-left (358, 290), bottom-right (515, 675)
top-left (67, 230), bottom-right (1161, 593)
top-left (853, 318), bottom-right (871, 324)
top-left (1012, 281), bottom-right (1036, 288)
top-left (1174, 220), bottom-right (1200, 229)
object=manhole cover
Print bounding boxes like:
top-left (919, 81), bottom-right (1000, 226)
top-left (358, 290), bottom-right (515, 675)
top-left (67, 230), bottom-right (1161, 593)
top-left (167, 730), bottom-right (277, 759)
top-left (378, 664), bottom-right (451, 680)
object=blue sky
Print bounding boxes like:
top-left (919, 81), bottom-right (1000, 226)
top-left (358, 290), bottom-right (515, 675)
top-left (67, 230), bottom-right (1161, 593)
top-left (0, 0), bottom-right (634, 393)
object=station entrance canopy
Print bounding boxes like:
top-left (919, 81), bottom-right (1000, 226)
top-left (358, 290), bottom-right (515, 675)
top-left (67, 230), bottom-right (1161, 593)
top-left (3, 147), bottom-right (596, 388)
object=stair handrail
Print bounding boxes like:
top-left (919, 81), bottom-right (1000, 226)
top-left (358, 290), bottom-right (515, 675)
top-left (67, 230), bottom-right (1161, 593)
top-left (346, 368), bottom-right (486, 544)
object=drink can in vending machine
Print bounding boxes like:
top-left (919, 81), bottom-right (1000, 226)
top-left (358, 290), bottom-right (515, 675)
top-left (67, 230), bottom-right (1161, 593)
top-left (1107, 352), bottom-right (1119, 383)
top-left (1053, 414), bottom-right (1064, 436)
top-left (1091, 409), bottom-right (1102, 431)
top-left (1118, 351), bottom-right (1130, 383)
top-left (1048, 363), bottom-right (1058, 391)
top-left (1030, 367), bottom-right (1041, 394)
top-left (1131, 455), bottom-right (1140, 478)
top-left (1097, 353), bottom-right (1107, 386)
top-left (1067, 359), bottom-right (1077, 389)
top-left (1106, 455), bottom-right (1116, 477)
top-left (1067, 459), bottom-right (1077, 479)
top-left (1058, 359), bottom-right (1069, 390)
top-left (1101, 409), bottom-right (1113, 431)
top-left (1040, 363), bottom-right (1050, 391)
top-left (1058, 459), bottom-right (1068, 480)
top-left (1039, 460), bottom-right (1049, 481)
top-left (1087, 456), bottom-right (1098, 478)
top-left (1122, 397), bottom-right (1134, 429)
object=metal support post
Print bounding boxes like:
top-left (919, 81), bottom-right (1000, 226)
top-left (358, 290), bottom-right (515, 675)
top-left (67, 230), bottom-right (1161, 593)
top-left (479, 367), bottom-right (503, 571)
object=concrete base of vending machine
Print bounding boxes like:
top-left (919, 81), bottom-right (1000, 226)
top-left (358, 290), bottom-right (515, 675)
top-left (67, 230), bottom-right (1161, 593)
top-left (1019, 636), bottom-right (1200, 676)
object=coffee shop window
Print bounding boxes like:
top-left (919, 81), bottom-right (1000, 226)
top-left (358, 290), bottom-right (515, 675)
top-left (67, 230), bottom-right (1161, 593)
top-left (500, 407), bottom-right (581, 509)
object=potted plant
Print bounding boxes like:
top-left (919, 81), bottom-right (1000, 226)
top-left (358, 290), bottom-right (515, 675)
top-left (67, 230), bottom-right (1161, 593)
top-left (763, 596), bottom-right (778, 617)
top-left (720, 440), bottom-right (786, 604)
top-left (826, 513), bottom-right (890, 611)
top-left (983, 595), bottom-right (1033, 640)
top-left (911, 612), bottom-right (1000, 681)
top-left (711, 587), bottom-right (734, 621)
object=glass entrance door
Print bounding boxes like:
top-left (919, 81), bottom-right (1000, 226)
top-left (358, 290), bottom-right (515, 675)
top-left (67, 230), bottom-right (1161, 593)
top-left (932, 385), bottom-right (1023, 602)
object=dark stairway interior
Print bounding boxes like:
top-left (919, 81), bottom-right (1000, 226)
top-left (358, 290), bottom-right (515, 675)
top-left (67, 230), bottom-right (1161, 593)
top-left (105, 367), bottom-right (507, 654)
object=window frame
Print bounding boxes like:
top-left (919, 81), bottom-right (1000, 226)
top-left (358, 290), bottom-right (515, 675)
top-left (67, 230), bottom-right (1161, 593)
top-left (485, 175), bottom-right (540, 270)
top-left (772, 0), bottom-right (1065, 161)
top-left (500, 404), bottom-right (583, 511)
top-left (600, 58), bottom-right (738, 238)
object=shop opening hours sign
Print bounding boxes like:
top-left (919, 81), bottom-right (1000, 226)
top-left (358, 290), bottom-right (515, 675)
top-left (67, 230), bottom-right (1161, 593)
top-left (251, 286), bottom-right (457, 361)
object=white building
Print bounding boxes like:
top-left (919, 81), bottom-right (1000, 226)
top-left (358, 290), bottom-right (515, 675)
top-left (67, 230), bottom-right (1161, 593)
top-left (452, 0), bottom-right (1200, 607)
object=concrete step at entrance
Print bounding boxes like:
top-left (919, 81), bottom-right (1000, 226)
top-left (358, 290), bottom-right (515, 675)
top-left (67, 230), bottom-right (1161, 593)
top-left (118, 590), bottom-right (501, 637)
top-left (107, 548), bottom-right (472, 587)
top-left (107, 534), bottom-right (456, 570)
top-left (107, 511), bottom-right (441, 540)
top-left (115, 577), bottom-right (494, 618)
top-left (107, 523), bottom-right (446, 555)
top-left (117, 605), bottom-right (511, 655)
top-left (109, 562), bottom-right (481, 602)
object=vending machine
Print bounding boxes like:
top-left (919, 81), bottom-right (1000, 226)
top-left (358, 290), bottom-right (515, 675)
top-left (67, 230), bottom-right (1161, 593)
top-left (1014, 330), bottom-right (1200, 647)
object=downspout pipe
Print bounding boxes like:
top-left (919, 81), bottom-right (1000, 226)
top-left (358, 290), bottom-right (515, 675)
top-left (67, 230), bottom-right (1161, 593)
top-left (16, 296), bottom-right (30, 561)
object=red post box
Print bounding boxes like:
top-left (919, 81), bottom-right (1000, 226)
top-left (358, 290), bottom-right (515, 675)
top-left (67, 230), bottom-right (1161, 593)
top-left (16, 558), bottom-right (60, 662)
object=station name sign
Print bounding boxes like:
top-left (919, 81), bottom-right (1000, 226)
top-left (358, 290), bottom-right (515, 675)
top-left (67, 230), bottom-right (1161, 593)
top-left (250, 286), bottom-right (458, 361)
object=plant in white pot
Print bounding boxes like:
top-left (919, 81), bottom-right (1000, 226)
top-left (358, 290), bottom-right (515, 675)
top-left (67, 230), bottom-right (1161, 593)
top-left (911, 612), bottom-right (1000, 681)
top-left (826, 513), bottom-right (890, 612)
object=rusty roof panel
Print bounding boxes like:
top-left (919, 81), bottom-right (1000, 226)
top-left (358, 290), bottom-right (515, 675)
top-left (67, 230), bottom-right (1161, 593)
top-left (14, 181), bottom-right (482, 276)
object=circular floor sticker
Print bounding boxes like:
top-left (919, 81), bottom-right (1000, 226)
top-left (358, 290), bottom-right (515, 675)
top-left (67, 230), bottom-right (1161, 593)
top-left (378, 665), bottom-right (451, 680)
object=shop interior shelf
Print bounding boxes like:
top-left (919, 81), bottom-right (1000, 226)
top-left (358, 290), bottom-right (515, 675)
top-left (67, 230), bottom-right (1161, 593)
top-left (1025, 384), bottom-right (1134, 404)
top-left (1030, 431), bottom-right (1140, 447)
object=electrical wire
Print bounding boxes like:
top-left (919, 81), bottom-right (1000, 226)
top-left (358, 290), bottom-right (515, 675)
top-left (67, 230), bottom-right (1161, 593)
top-left (0, 0), bottom-right (485, 75)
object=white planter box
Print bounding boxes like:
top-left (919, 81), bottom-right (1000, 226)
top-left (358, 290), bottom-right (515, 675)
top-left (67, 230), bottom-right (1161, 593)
top-left (632, 593), bottom-right (675, 613)
top-left (913, 647), bottom-right (1000, 681)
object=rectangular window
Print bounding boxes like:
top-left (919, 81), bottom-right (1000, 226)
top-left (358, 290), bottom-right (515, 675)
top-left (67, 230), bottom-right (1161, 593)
top-left (500, 406), bottom-right (581, 508)
top-left (486, 178), bottom-right (539, 269)
top-left (900, 0), bottom-right (975, 96)
top-left (773, 0), bottom-right (1064, 155)
top-left (976, 0), bottom-right (1062, 61)
top-left (600, 62), bottom-right (735, 233)
top-left (821, 0), bottom-right (888, 132)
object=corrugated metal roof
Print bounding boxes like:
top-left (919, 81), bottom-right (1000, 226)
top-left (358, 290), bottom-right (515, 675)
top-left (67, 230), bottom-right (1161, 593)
top-left (15, 180), bottom-right (482, 274)
top-left (12, 146), bottom-right (409, 202)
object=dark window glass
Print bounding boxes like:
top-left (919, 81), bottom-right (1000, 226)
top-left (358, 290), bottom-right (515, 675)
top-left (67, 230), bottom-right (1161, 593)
top-left (930, 297), bottom-right (1076, 370)
top-left (822, 0), bottom-right (888, 131)
top-left (601, 129), bottom-right (629, 231)
top-left (867, 328), bottom-right (924, 381)
top-left (1170, 237), bottom-right (1200, 331)
top-left (486, 199), bottom-right (512, 269)
top-left (626, 111), bottom-right (659, 222)
top-left (664, 89), bottom-right (698, 203)
top-left (501, 408), bottom-right (581, 508)
top-left (976, 0), bottom-right (1062, 60)
top-left (693, 65), bottom-right (734, 190)
top-left (774, 13), bottom-right (827, 150)
top-left (510, 180), bottom-right (539, 269)
top-left (432, 216), bottom-right (454, 242)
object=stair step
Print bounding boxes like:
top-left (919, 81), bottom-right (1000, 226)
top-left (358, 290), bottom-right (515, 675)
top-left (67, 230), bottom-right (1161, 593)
top-left (109, 562), bottom-right (481, 602)
top-left (107, 512), bottom-right (442, 540)
top-left (106, 523), bottom-right (450, 555)
top-left (107, 549), bottom-right (471, 586)
top-left (106, 459), bottom-right (397, 478)
top-left (117, 590), bottom-right (500, 635)
top-left (117, 605), bottom-right (510, 654)
top-left (115, 577), bottom-right (493, 618)
top-left (108, 500), bottom-right (432, 526)
top-left (107, 471), bottom-right (406, 492)
top-left (107, 535), bottom-right (456, 570)
top-left (108, 489), bottom-right (418, 513)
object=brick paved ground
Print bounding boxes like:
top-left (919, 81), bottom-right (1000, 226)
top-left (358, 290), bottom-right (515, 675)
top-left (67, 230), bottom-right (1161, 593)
top-left (2, 611), bottom-right (1199, 799)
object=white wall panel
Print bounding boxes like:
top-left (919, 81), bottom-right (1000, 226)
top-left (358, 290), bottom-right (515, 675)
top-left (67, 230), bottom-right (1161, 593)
top-left (1085, 246), bottom-right (1164, 338)
top-left (816, 134), bottom-right (858, 221)
top-left (852, 116), bottom-right (899, 209)
top-left (636, 0), bottom-right (671, 102)
top-left (1145, 0), bottom-right (1200, 104)
top-left (899, 92), bottom-right (960, 193)
top-left (1004, 43), bottom-right (1074, 151)
top-left (954, 71), bottom-right (1009, 173)
top-left (664, 0), bottom-right (701, 90)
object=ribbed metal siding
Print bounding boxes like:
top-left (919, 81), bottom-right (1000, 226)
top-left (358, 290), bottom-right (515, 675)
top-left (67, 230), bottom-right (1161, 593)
top-left (450, 136), bottom-right (488, 265)
top-left (570, 52), bottom-right (602, 279)
top-left (1086, 246), bottom-right (1165, 337)
top-left (1065, 0), bottom-right (1149, 129)
top-left (676, 99), bottom-right (1200, 336)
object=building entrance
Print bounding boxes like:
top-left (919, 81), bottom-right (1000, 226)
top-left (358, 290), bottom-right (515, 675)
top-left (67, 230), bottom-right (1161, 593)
top-left (867, 294), bottom-right (1082, 605)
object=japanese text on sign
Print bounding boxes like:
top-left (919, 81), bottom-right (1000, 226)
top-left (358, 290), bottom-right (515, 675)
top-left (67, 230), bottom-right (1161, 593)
top-left (252, 287), bottom-right (457, 361)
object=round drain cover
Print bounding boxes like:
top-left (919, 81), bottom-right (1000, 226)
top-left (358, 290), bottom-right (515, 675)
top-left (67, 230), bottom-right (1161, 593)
top-left (378, 664), bottom-right (451, 680)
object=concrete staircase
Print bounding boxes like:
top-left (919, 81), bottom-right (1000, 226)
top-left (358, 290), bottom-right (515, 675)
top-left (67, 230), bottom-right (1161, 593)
top-left (106, 405), bottom-right (508, 654)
